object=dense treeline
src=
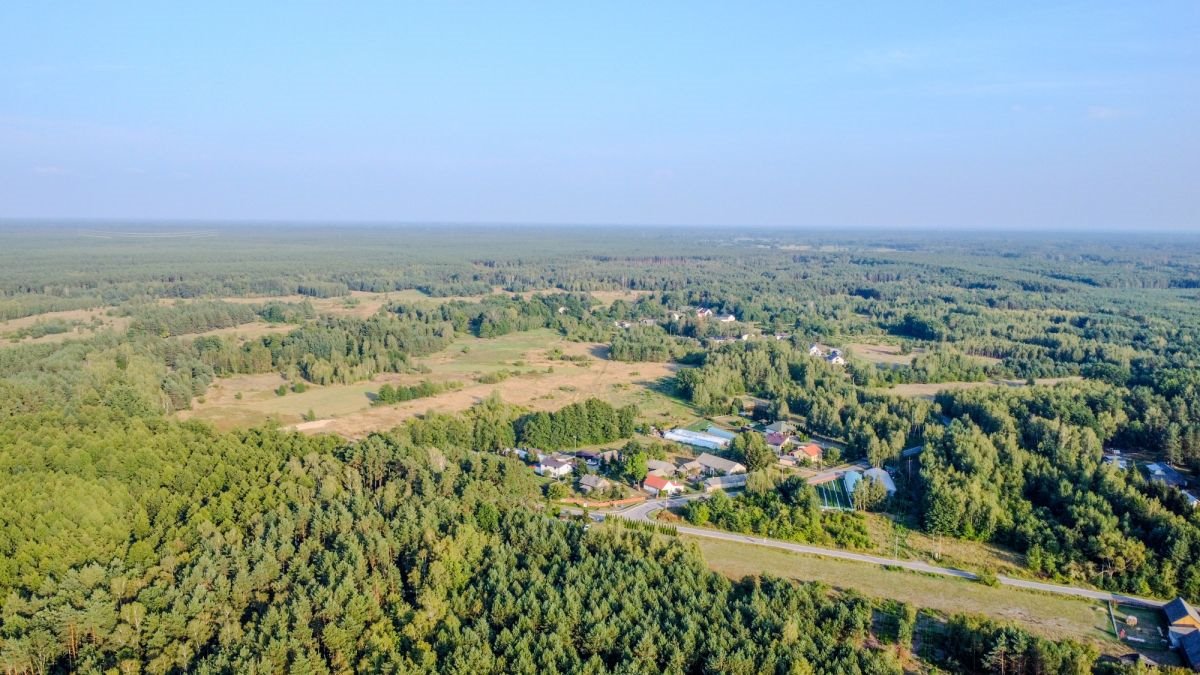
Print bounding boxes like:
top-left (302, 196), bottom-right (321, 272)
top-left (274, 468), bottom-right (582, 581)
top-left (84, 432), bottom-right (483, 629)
top-left (0, 397), bottom-right (1112, 674)
top-left (609, 325), bottom-right (694, 361)
top-left (685, 476), bottom-right (873, 549)
top-left (127, 300), bottom-right (315, 337)
top-left (515, 399), bottom-right (637, 450)
top-left (374, 379), bottom-right (460, 405)
top-left (920, 384), bottom-right (1200, 601)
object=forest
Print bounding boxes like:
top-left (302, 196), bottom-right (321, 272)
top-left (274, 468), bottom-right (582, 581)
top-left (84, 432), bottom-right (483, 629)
top-left (3, 224), bottom-right (1200, 672)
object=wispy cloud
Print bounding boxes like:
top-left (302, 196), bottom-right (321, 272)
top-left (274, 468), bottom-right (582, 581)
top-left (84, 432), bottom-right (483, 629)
top-left (853, 48), bottom-right (923, 72)
top-left (1086, 105), bottom-right (1133, 120)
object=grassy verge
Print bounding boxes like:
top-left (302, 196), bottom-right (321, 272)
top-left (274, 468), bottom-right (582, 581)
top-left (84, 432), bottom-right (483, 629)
top-left (692, 536), bottom-right (1126, 654)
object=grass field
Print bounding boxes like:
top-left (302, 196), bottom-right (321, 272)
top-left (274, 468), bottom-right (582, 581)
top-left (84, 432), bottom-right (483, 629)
top-left (847, 341), bottom-right (1003, 368)
top-left (182, 328), bottom-right (699, 437)
top-left (0, 307), bottom-right (130, 348)
top-left (693, 537), bottom-right (1128, 655)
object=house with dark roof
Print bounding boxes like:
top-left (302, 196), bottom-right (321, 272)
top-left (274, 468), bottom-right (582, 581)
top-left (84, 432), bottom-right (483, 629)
top-left (680, 452), bottom-right (747, 477)
top-left (1165, 596), bottom-right (1200, 669)
top-left (578, 474), bottom-right (611, 494)
top-left (1180, 631), bottom-right (1200, 672)
top-left (703, 474), bottom-right (748, 492)
top-left (646, 459), bottom-right (678, 477)
top-left (1166, 598), bottom-right (1200, 631)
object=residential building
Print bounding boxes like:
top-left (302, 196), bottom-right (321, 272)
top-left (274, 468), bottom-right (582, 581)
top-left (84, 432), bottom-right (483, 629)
top-left (681, 452), bottom-right (747, 476)
top-left (535, 457), bottom-right (573, 478)
top-left (696, 308), bottom-right (714, 319)
top-left (717, 314), bottom-right (737, 322)
top-left (578, 474), bottom-right (611, 494)
top-left (646, 459), bottom-right (678, 477)
top-left (1165, 597), bottom-right (1200, 668)
top-left (764, 420), bottom-right (795, 435)
top-left (765, 431), bottom-right (792, 452)
top-left (793, 442), bottom-right (822, 462)
top-left (643, 474), bottom-right (684, 497)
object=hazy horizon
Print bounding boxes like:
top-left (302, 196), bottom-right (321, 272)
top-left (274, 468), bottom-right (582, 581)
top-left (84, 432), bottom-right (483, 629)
top-left (2, 2), bottom-right (1197, 229)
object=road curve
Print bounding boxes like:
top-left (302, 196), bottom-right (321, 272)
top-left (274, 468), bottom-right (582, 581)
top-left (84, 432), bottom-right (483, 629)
top-left (602, 495), bottom-right (1164, 608)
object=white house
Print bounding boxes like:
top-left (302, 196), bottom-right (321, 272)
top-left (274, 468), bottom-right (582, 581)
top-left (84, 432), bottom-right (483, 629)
top-left (535, 457), bottom-right (573, 478)
top-left (717, 314), bottom-right (737, 323)
top-left (696, 308), bottom-right (714, 319)
top-left (643, 474), bottom-right (684, 497)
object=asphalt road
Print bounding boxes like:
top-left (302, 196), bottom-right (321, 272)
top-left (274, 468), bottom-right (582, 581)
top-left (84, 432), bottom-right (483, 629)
top-left (603, 494), bottom-right (1165, 609)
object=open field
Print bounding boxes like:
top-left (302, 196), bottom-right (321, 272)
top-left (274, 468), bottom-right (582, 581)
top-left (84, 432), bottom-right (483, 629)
top-left (847, 341), bottom-right (1002, 367)
top-left (182, 321), bottom-right (293, 341)
top-left (875, 376), bottom-right (1083, 400)
top-left (588, 289), bottom-right (653, 306)
top-left (693, 537), bottom-right (1128, 655)
top-left (845, 342), bottom-right (925, 365)
top-left (0, 307), bottom-right (131, 348)
top-left (182, 328), bottom-right (698, 437)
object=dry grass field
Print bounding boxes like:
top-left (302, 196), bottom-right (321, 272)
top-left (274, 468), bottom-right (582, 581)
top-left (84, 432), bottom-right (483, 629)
top-left (0, 307), bottom-right (131, 348)
top-left (181, 328), bottom-right (698, 437)
top-left (846, 341), bottom-right (1002, 367)
top-left (693, 537), bottom-right (1126, 654)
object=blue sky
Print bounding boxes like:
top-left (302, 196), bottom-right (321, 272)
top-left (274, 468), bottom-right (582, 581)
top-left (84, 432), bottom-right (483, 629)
top-left (1, 2), bottom-right (1197, 228)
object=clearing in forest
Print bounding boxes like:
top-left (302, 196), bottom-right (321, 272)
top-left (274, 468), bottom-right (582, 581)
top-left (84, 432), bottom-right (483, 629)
top-left (182, 328), bottom-right (696, 437)
top-left (0, 307), bottom-right (131, 347)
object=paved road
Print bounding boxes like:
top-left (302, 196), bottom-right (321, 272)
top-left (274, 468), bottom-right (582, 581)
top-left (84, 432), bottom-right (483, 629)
top-left (601, 495), bottom-right (1164, 608)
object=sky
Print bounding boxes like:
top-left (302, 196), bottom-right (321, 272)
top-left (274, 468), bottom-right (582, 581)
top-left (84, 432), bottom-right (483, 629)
top-left (1, 2), bottom-right (1197, 229)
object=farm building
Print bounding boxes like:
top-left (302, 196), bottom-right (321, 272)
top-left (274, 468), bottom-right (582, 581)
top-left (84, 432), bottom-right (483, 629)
top-left (705, 425), bottom-right (737, 441)
top-left (844, 468), bottom-right (897, 496)
top-left (664, 428), bottom-right (732, 451)
top-left (1146, 462), bottom-right (1187, 487)
top-left (704, 474), bottom-right (748, 492)
top-left (863, 468), bottom-right (897, 494)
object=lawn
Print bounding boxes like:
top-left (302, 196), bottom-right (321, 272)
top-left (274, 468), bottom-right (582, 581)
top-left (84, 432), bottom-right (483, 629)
top-left (693, 537), bottom-right (1127, 655)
